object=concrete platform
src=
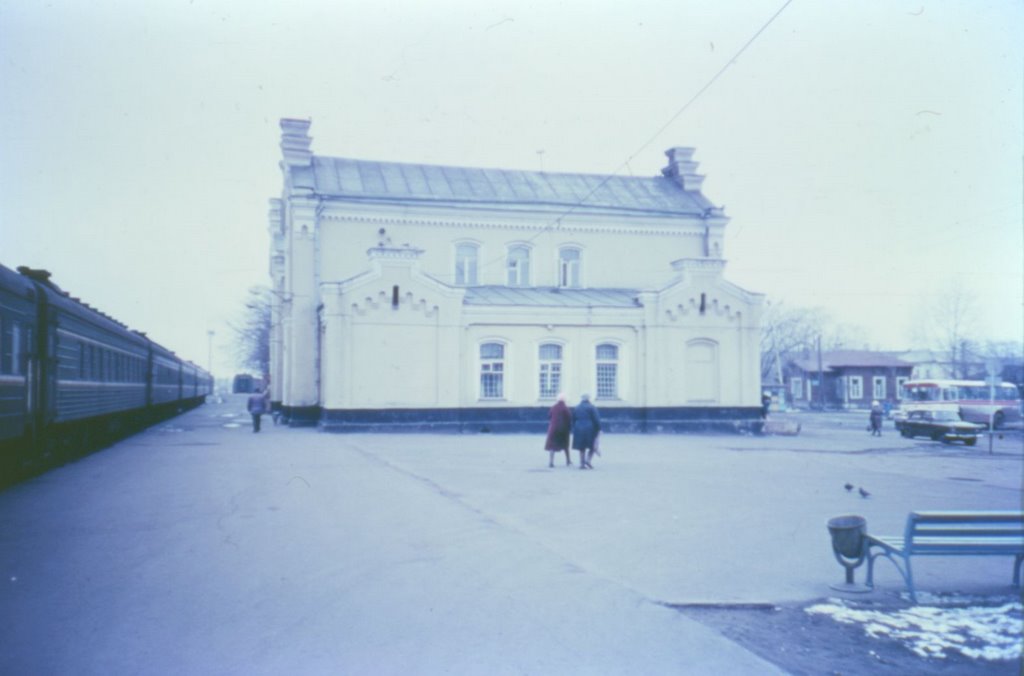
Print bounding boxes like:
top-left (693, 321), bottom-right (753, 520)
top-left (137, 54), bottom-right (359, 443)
top-left (1, 398), bottom-right (1021, 674)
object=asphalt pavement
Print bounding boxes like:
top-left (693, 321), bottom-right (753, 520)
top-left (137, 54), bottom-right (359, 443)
top-left (1, 397), bottom-right (1021, 674)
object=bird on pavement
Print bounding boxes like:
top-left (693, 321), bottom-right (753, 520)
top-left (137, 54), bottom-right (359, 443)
top-left (859, 487), bottom-right (870, 498)
top-left (844, 483), bottom-right (854, 492)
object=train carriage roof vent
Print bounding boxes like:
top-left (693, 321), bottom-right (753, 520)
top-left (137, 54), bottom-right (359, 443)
top-left (17, 266), bottom-right (52, 283)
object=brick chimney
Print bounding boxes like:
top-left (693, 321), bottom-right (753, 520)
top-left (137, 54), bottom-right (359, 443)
top-left (280, 118), bottom-right (313, 167)
top-left (661, 147), bottom-right (705, 192)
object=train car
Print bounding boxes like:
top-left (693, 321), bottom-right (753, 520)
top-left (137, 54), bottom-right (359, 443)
top-left (1, 263), bottom-right (213, 487)
top-left (148, 340), bottom-right (183, 410)
top-left (0, 265), bottom-right (39, 477)
top-left (181, 361), bottom-right (214, 404)
top-left (44, 278), bottom-right (152, 434)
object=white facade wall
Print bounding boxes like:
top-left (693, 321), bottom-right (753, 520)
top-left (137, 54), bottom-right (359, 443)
top-left (269, 119), bottom-right (763, 425)
top-left (317, 204), bottom-right (724, 291)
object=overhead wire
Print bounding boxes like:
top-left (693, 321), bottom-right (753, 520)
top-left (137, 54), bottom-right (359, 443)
top-left (463, 0), bottom-right (797, 281)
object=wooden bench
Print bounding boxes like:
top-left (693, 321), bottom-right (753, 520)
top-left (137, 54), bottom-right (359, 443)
top-left (865, 511), bottom-right (1024, 603)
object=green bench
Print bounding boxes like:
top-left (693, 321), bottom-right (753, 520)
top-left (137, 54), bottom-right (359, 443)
top-left (865, 511), bottom-right (1024, 603)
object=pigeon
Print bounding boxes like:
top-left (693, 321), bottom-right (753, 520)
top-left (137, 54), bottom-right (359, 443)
top-left (859, 487), bottom-right (870, 498)
top-left (844, 483), bottom-right (854, 492)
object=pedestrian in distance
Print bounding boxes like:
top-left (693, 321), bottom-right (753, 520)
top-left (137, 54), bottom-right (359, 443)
top-left (247, 388), bottom-right (269, 433)
top-left (869, 400), bottom-right (883, 437)
top-left (572, 393), bottom-right (601, 470)
top-left (544, 392), bottom-right (573, 468)
top-left (761, 391), bottom-right (772, 420)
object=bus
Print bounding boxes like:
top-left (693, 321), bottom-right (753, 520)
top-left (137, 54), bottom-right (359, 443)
top-left (894, 379), bottom-right (1022, 429)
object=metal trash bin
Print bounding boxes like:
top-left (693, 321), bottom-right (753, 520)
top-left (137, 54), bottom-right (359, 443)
top-left (827, 515), bottom-right (870, 592)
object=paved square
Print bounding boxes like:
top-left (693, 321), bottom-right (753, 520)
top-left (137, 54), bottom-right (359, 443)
top-left (1, 398), bottom-right (1020, 674)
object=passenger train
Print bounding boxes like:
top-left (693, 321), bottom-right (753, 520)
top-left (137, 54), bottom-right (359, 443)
top-left (0, 263), bottom-right (212, 487)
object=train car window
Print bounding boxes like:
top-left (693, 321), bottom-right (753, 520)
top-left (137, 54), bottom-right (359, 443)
top-left (11, 321), bottom-right (21, 375)
top-left (0, 316), bottom-right (10, 374)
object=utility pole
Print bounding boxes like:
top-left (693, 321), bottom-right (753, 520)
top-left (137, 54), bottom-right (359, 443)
top-left (817, 335), bottom-right (825, 409)
top-left (207, 329), bottom-right (215, 375)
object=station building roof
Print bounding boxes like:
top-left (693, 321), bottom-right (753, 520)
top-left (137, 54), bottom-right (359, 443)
top-left (790, 350), bottom-right (914, 372)
top-left (307, 156), bottom-right (715, 217)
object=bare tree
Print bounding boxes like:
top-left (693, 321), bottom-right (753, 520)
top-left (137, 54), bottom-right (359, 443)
top-left (229, 286), bottom-right (271, 376)
top-left (913, 283), bottom-right (981, 379)
top-left (761, 301), bottom-right (872, 388)
top-left (760, 302), bottom-right (830, 385)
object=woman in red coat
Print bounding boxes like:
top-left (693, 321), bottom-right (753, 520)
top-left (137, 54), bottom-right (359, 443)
top-left (544, 393), bottom-right (573, 468)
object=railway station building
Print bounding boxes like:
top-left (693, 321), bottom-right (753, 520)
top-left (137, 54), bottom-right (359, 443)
top-left (268, 118), bottom-right (765, 432)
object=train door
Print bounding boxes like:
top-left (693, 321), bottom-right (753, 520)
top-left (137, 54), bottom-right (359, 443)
top-left (24, 321), bottom-right (38, 447)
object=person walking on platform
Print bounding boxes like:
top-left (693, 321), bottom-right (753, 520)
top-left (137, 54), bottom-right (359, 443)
top-left (869, 400), bottom-right (883, 437)
top-left (247, 388), bottom-right (269, 433)
top-left (544, 392), bottom-right (573, 468)
top-left (572, 394), bottom-right (601, 470)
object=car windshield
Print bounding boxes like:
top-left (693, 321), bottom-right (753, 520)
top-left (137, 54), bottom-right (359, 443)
top-left (931, 411), bottom-right (959, 422)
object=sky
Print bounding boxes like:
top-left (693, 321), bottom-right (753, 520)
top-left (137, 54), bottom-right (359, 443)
top-left (1, 0), bottom-right (1021, 377)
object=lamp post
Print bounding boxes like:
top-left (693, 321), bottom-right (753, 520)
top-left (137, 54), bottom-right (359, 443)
top-left (207, 329), bottom-right (215, 375)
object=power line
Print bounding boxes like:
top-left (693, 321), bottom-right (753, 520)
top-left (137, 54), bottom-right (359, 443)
top-left (465, 0), bottom-right (796, 280)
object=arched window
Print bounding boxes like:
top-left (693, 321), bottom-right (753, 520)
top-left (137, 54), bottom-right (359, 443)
top-left (480, 342), bottom-right (505, 399)
top-left (507, 245), bottom-right (530, 287)
top-left (538, 343), bottom-right (562, 399)
top-left (595, 343), bottom-right (618, 399)
top-left (455, 243), bottom-right (479, 286)
top-left (559, 247), bottom-right (581, 288)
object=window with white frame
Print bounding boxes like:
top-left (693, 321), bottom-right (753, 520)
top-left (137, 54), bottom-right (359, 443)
top-left (872, 376), bottom-right (886, 400)
top-left (791, 377), bottom-right (802, 400)
top-left (507, 245), bottom-right (530, 287)
top-left (480, 342), bottom-right (505, 399)
top-left (848, 376), bottom-right (863, 400)
top-left (895, 376), bottom-right (908, 399)
top-left (558, 247), bottom-right (580, 288)
top-left (455, 243), bottom-right (479, 286)
top-left (538, 343), bottom-right (562, 399)
top-left (595, 343), bottom-right (618, 399)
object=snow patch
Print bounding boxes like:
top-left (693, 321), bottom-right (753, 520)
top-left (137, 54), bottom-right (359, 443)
top-left (805, 596), bottom-right (1023, 661)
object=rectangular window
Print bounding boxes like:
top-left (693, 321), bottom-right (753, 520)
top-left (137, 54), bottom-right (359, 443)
top-left (791, 377), bottom-right (802, 399)
top-left (0, 316), bottom-right (10, 374)
top-left (507, 247), bottom-right (530, 287)
top-left (456, 244), bottom-right (479, 286)
top-left (538, 344), bottom-right (562, 398)
top-left (10, 322), bottom-right (21, 375)
top-left (872, 376), bottom-right (886, 400)
top-left (559, 249), bottom-right (580, 288)
top-left (848, 376), bottom-right (863, 400)
top-left (480, 343), bottom-right (504, 399)
top-left (895, 377), bottom-right (908, 399)
top-left (595, 344), bottom-right (618, 399)
top-left (596, 364), bottom-right (617, 399)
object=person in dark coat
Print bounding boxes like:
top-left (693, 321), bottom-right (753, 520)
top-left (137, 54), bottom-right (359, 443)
top-left (571, 394), bottom-right (601, 470)
top-left (544, 393), bottom-right (573, 468)
top-left (247, 388), bottom-right (269, 433)
top-left (869, 400), bottom-right (883, 437)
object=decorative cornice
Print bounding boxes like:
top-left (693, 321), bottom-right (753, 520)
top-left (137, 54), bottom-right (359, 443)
top-left (671, 257), bottom-right (727, 272)
top-left (665, 295), bottom-right (742, 322)
top-left (347, 289), bottom-right (439, 318)
top-left (318, 212), bottom-right (709, 238)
